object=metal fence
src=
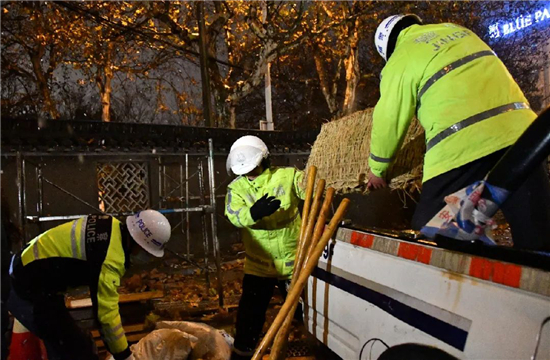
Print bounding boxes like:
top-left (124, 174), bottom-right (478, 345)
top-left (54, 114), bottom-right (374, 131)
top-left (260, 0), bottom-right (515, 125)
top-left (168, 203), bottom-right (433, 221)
top-left (1, 119), bottom-right (315, 307)
top-left (7, 139), bottom-right (228, 305)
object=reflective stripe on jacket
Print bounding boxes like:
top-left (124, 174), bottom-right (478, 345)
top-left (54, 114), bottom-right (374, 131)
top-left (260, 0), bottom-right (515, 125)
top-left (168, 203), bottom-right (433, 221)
top-left (225, 167), bottom-right (305, 279)
top-left (20, 215), bottom-right (129, 355)
top-left (369, 23), bottom-right (537, 182)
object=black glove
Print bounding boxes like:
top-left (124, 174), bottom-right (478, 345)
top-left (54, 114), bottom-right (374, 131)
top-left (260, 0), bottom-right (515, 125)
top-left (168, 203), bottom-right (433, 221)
top-left (250, 194), bottom-right (281, 221)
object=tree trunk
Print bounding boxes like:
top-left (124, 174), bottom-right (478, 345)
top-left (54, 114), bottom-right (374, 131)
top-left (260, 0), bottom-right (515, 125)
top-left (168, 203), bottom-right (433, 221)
top-left (212, 93), bottom-right (223, 126)
top-left (208, 12), bottom-right (232, 128)
top-left (342, 20), bottom-right (360, 116)
top-left (197, 1), bottom-right (214, 127)
top-left (313, 49), bottom-right (341, 117)
top-left (101, 71), bottom-right (113, 122)
top-left (210, 61), bottom-right (229, 127)
top-left (228, 104), bottom-right (236, 129)
top-left (98, 43), bottom-right (114, 122)
top-left (227, 39), bottom-right (279, 104)
top-left (29, 45), bottom-right (59, 119)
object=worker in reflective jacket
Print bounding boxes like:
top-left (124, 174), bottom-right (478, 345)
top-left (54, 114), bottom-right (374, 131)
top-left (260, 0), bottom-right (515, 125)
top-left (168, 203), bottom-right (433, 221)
top-left (225, 135), bottom-right (305, 359)
top-left (7, 210), bottom-right (171, 360)
top-left (367, 15), bottom-right (550, 251)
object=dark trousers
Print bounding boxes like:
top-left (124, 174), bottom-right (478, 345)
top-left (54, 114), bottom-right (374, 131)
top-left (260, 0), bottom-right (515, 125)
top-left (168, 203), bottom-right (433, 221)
top-left (1, 273), bottom-right (9, 360)
top-left (412, 149), bottom-right (550, 251)
top-left (233, 274), bottom-right (302, 356)
top-left (7, 260), bottom-right (97, 360)
top-left (1, 223), bottom-right (11, 360)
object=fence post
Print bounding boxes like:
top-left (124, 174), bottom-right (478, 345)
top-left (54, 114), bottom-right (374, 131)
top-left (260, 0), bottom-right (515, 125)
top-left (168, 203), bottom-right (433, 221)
top-left (198, 161), bottom-right (210, 289)
top-left (16, 152), bottom-right (27, 243)
top-left (208, 139), bottom-right (224, 307)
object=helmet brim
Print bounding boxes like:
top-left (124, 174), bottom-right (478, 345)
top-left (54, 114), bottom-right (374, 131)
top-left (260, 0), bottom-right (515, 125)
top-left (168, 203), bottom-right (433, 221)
top-left (231, 162), bottom-right (258, 176)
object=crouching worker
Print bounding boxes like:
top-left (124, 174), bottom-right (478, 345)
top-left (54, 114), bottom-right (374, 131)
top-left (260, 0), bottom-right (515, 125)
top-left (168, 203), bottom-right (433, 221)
top-left (7, 210), bottom-right (171, 360)
top-left (225, 136), bottom-right (305, 360)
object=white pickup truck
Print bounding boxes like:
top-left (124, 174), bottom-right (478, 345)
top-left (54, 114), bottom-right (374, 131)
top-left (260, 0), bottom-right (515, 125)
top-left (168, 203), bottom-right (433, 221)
top-left (304, 226), bottom-right (550, 360)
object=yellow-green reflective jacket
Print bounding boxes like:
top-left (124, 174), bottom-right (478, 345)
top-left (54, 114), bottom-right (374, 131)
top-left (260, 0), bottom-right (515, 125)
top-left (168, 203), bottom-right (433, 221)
top-left (225, 167), bottom-right (305, 279)
top-left (369, 23), bottom-right (537, 182)
top-left (18, 215), bottom-right (129, 355)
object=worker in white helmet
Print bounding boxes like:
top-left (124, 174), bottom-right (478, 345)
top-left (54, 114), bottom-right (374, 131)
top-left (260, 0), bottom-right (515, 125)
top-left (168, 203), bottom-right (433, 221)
top-left (367, 14), bottom-right (550, 250)
top-left (7, 210), bottom-right (171, 360)
top-left (225, 135), bottom-right (305, 359)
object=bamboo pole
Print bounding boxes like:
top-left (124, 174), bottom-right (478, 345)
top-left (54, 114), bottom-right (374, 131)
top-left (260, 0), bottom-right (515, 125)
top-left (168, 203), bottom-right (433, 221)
top-left (251, 198), bottom-right (350, 360)
top-left (304, 187), bottom-right (335, 270)
top-left (293, 179), bottom-right (325, 279)
top-left (287, 166), bottom-right (317, 304)
top-left (270, 186), bottom-right (333, 360)
top-left (301, 187), bottom-right (335, 343)
top-left (299, 167), bottom-right (317, 243)
top-left (288, 167), bottom-right (317, 307)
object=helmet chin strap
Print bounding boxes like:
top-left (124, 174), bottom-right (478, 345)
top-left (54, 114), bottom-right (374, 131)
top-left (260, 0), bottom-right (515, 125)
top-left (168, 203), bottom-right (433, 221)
top-left (120, 224), bottom-right (135, 268)
top-left (246, 165), bottom-right (265, 180)
top-left (130, 248), bottom-right (154, 265)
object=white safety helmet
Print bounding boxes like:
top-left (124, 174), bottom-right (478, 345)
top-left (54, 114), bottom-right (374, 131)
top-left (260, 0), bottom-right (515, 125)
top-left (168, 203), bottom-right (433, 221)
top-left (375, 14), bottom-right (422, 61)
top-left (126, 210), bottom-right (171, 257)
top-left (227, 135), bottom-right (269, 176)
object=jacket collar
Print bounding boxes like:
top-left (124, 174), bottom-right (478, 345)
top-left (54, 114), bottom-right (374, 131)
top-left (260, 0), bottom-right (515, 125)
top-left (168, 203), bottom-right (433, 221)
top-left (245, 167), bottom-right (273, 187)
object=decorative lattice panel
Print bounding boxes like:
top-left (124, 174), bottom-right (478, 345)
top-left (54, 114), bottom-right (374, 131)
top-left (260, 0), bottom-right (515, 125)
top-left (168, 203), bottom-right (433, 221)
top-left (97, 162), bottom-right (150, 213)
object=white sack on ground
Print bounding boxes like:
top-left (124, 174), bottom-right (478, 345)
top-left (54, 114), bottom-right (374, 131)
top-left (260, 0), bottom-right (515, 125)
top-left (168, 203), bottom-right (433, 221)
top-left (107, 328), bottom-right (196, 360)
top-left (156, 321), bottom-right (232, 360)
top-left (131, 329), bottom-right (196, 360)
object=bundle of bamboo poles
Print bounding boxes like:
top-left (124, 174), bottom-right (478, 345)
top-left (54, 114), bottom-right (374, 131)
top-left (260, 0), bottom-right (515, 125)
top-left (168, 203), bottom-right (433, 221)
top-left (251, 166), bottom-right (351, 360)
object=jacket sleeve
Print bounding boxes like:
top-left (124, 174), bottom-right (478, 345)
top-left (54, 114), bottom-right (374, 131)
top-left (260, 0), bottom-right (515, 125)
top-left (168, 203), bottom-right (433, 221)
top-left (225, 186), bottom-right (257, 228)
top-left (293, 170), bottom-right (306, 200)
top-left (369, 61), bottom-right (418, 178)
top-left (96, 266), bottom-right (131, 359)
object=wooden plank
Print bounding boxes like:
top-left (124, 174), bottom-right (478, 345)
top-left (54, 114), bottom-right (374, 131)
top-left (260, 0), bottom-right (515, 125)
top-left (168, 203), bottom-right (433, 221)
top-left (95, 332), bottom-right (148, 348)
top-left (91, 323), bottom-right (145, 339)
top-left (66, 291), bottom-right (164, 309)
top-left (261, 357), bottom-right (315, 360)
top-left (70, 302), bottom-right (151, 322)
top-left (155, 302), bottom-right (240, 315)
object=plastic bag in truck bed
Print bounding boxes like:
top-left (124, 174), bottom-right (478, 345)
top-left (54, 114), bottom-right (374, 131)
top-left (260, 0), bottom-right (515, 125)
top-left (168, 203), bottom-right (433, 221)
top-left (156, 321), bottom-right (232, 360)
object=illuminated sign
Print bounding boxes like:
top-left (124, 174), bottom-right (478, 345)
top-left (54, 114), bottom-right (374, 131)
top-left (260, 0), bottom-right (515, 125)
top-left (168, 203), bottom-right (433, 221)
top-left (488, 4), bottom-right (550, 38)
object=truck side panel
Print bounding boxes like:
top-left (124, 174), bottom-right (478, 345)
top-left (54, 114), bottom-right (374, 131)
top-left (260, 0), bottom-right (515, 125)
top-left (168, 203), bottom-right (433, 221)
top-left (305, 238), bottom-right (550, 359)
